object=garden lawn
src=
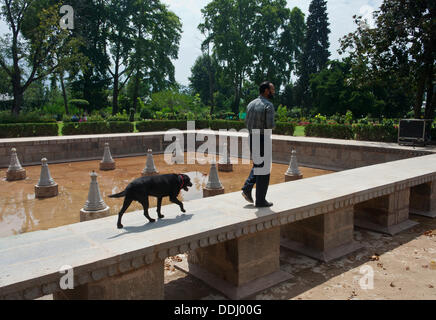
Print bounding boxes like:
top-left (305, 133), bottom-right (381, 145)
top-left (294, 126), bottom-right (305, 137)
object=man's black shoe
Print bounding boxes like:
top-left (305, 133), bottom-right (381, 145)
top-left (255, 201), bottom-right (273, 208)
top-left (242, 190), bottom-right (254, 203)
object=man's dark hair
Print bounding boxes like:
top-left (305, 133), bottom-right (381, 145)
top-left (259, 81), bottom-right (271, 95)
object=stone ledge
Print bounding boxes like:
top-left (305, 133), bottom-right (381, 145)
top-left (1, 153), bottom-right (435, 299)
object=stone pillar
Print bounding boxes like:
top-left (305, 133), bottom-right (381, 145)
top-left (409, 180), bottom-right (436, 218)
top-left (281, 206), bottom-right (363, 262)
top-left (203, 161), bottom-right (225, 197)
top-left (53, 259), bottom-right (164, 300)
top-left (6, 148), bottom-right (26, 181)
top-left (35, 158), bottom-right (58, 198)
top-left (284, 148), bottom-right (303, 182)
top-left (176, 227), bottom-right (292, 299)
top-left (172, 139), bottom-right (184, 164)
top-left (99, 143), bottom-right (116, 171)
top-left (80, 171), bottom-right (111, 222)
top-left (142, 148), bottom-right (159, 176)
top-left (354, 188), bottom-right (419, 235)
top-left (218, 142), bottom-right (233, 172)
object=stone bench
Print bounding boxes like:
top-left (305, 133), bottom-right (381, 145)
top-left (0, 154), bottom-right (435, 300)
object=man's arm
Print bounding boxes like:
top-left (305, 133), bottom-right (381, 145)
top-left (265, 103), bottom-right (275, 129)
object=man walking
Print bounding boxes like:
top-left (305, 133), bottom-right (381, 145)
top-left (241, 81), bottom-right (275, 207)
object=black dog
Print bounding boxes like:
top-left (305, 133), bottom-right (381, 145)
top-left (109, 173), bottom-right (193, 229)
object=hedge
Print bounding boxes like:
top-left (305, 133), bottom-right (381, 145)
top-left (0, 111), bottom-right (56, 124)
top-left (0, 123), bottom-right (58, 138)
top-left (353, 124), bottom-right (397, 143)
top-left (62, 121), bottom-right (133, 135)
top-left (136, 120), bottom-right (246, 132)
top-left (273, 122), bottom-right (295, 136)
top-left (305, 123), bottom-right (354, 140)
top-left (108, 121), bottom-right (134, 133)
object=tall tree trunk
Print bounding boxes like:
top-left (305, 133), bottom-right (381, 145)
top-left (59, 73), bottom-right (69, 115)
top-left (205, 46), bottom-right (215, 115)
top-left (12, 86), bottom-right (23, 116)
top-left (112, 72), bottom-right (119, 115)
top-left (423, 59), bottom-right (434, 120)
top-left (132, 72), bottom-right (140, 112)
top-left (414, 72), bottom-right (425, 118)
top-left (11, 33), bottom-right (22, 116)
top-left (233, 84), bottom-right (240, 116)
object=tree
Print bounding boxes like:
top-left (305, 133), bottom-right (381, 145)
top-left (105, 0), bottom-right (135, 115)
top-left (340, 0), bottom-right (436, 119)
top-left (297, 0), bottom-right (331, 110)
top-left (200, 0), bottom-right (257, 115)
top-left (129, 0), bottom-right (182, 112)
top-left (310, 59), bottom-right (380, 117)
top-left (0, 0), bottom-right (78, 115)
top-left (69, 0), bottom-right (111, 111)
top-left (250, 0), bottom-right (293, 89)
top-left (189, 53), bottom-right (218, 109)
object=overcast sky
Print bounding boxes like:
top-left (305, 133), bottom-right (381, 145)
top-left (0, 0), bottom-right (383, 86)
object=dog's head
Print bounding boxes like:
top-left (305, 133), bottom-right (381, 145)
top-left (180, 174), bottom-right (193, 191)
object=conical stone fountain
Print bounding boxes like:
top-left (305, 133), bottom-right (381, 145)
top-left (203, 160), bottom-right (225, 197)
top-left (142, 148), bottom-right (159, 176)
top-left (100, 142), bottom-right (116, 171)
top-left (285, 148), bottom-right (303, 182)
top-left (80, 171), bottom-right (110, 222)
top-left (6, 148), bottom-right (26, 181)
top-left (35, 158), bottom-right (58, 198)
top-left (218, 142), bottom-right (233, 172)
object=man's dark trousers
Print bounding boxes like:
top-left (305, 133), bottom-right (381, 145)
top-left (242, 133), bottom-right (271, 205)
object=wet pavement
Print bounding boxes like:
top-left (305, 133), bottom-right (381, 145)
top-left (0, 153), bottom-right (332, 238)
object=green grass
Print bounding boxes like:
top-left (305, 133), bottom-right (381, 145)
top-left (57, 121), bottom-right (63, 136)
top-left (294, 126), bottom-right (305, 136)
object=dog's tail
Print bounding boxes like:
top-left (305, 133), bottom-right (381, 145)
top-left (108, 190), bottom-right (127, 198)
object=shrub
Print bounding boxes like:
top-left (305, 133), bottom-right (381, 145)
top-left (0, 123), bottom-right (58, 138)
top-left (68, 99), bottom-right (90, 109)
top-left (108, 121), bottom-right (134, 133)
top-left (136, 120), bottom-right (187, 132)
top-left (353, 124), bottom-right (397, 142)
top-left (62, 121), bottom-right (109, 135)
top-left (140, 108), bottom-right (153, 120)
top-left (431, 127), bottom-right (436, 141)
top-left (276, 105), bottom-right (288, 122)
top-left (0, 111), bottom-right (56, 123)
top-left (305, 123), bottom-right (354, 140)
top-left (107, 112), bottom-right (129, 122)
top-left (209, 120), bottom-right (245, 131)
top-left (273, 122), bottom-right (295, 136)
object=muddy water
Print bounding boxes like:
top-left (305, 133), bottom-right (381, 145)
top-left (0, 153), bottom-right (332, 237)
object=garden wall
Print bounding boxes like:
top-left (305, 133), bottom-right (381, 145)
top-left (0, 131), bottom-right (434, 170)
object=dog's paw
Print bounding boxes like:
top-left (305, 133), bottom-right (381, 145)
top-left (148, 218), bottom-right (156, 223)
top-left (181, 208), bottom-right (186, 213)
top-left (117, 223), bottom-right (123, 229)
top-left (158, 214), bottom-right (165, 219)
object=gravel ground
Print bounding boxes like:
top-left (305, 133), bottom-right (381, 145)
top-left (163, 214), bottom-right (436, 300)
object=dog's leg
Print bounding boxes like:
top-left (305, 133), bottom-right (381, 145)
top-left (157, 197), bottom-right (164, 219)
top-left (117, 197), bottom-right (133, 229)
top-left (140, 196), bottom-right (155, 223)
top-left (169, 195), bottom-right (186, 213)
